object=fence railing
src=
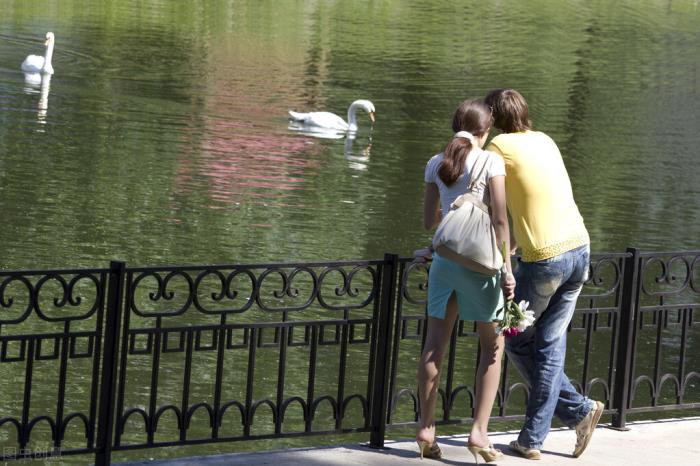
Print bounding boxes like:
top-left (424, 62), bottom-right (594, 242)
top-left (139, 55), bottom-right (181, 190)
top-left (0, 249), bottom-right (698, 464)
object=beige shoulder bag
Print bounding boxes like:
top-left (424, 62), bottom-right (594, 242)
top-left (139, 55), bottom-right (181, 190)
top-left (431, 153), bottom-right (504, 276)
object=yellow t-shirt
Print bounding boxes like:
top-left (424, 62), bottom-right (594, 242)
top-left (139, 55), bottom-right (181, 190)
top-left (487, 131), bottom-right (589, 262)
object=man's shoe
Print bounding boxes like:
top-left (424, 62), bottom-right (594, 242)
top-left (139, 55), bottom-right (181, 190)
top-left (509, 440), bottom-right (541, 460)
top-left (573, 400), bottom-right (604, 457)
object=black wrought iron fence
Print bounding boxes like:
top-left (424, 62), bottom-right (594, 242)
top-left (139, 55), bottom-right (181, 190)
top-left (0, 250), bottom-right (698, 464)
top-left (0, 266), bottom-right (112, 462)
top-left (624, 251), bottom-right (700, 418)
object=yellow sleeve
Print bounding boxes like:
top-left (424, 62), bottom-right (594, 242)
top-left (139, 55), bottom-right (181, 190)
top-left (485, 140), bottom-right (503, 155)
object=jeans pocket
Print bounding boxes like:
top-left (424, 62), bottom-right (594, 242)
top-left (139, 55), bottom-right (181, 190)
top-left (529, 262), bottom-right (564, 300)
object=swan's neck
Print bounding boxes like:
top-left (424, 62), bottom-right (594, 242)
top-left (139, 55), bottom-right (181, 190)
top-left (43, 40), bottom-right (54, 72)
top-left (347, 103), bottom-right (360, 131)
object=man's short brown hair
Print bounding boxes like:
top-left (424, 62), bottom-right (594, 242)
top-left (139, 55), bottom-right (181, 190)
top-left (485, 88), bottom-right (532, 133)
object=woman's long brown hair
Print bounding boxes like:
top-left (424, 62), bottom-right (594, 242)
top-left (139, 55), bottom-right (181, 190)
top-left (438, 99), bottom-right (493, 185)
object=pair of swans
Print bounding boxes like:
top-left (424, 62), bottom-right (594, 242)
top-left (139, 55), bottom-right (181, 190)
top-left (22, 32), bottom-right (373, 136)
top-left (288, 99), bottom-right (375, 135)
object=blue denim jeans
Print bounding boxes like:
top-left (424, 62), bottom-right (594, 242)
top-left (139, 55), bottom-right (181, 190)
top-left (505, 244), bottom-right (593, 449)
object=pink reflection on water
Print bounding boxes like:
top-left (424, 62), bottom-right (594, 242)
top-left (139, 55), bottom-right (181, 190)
top-left (198, 120), bottom-right (320, 202)
top-left (173, 117), bottom-right (323, 216)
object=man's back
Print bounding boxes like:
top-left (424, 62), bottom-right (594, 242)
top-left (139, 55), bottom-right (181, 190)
top-left (487, 130), bottom-right (589, 262)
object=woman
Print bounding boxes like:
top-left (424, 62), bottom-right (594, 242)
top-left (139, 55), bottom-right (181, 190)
top-left (415, 99), bottom-right (515, 463)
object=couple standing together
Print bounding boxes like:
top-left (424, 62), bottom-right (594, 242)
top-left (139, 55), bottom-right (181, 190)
top-left (415, 89), bottom-right (604, 462)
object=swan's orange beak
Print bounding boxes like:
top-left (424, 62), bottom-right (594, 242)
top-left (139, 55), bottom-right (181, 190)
top-left (369, 112), bottom-right (375, 123)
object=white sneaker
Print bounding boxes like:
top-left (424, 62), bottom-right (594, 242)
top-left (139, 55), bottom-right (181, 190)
top-left (509, 440), bottom-right (541, 460)
top-left (573, 400), bottom-right (604, 457)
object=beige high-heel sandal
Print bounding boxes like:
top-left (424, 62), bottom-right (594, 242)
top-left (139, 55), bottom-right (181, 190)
top-left (417, 440), bottom-right (443, 460)
top-left (467, 443), bottom-right (503, 463)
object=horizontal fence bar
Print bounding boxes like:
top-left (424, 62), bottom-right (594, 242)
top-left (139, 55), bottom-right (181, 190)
top-left (125, 259), bottom-right (387, 273)
top-left (637, 250), bottom-right (700, 257)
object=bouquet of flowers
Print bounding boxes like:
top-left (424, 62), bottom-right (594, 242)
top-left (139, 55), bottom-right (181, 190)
top-left (494, 299), bottom-right (535, 337)
top-left (493, 242), bottom-right (535, 337)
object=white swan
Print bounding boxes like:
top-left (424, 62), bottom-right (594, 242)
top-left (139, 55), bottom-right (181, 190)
top-left (288, 99), bottom-right (375, 133)
top-left (21, 32), bottom-right (55, 75)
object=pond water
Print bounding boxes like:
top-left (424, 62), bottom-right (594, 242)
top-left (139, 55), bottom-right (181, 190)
top-left (1, 0), bottom-right (699, 463)
top-left (1, 0), bottom-right (699, 271)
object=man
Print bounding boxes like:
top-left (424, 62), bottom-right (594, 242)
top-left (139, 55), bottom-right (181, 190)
top-left (484, 88), bottom-right (604, 460)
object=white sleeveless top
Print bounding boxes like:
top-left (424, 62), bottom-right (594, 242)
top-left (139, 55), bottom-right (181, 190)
top-left (424, 147), bottom-right (505, 217)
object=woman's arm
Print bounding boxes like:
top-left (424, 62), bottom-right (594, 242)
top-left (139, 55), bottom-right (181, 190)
top-left (489, 175), bottom-right (515, 299)
top-left (413, 183), bottom-right (441, 262)
top-left (510, 227), bottom-right (518, 255)
top-left (423, 182), bottom-right (441, 231)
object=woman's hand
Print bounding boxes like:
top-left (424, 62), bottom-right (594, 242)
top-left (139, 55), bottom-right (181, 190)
top-left (412, 247), bottom-right (433, 263)
top-left (501, 272), bottom-right (516, 300)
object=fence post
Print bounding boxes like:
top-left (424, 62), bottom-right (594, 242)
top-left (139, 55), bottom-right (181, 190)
top-left (369, 253), bottom-right (399, 448)
top-left (95, 261), bottom-right (126, 466)
top-left (611, 248), bottom-right (640, 429)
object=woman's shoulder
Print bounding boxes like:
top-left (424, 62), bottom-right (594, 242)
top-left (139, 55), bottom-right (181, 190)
top-left (479, 147), bottom-right (499, 159)
top-left (477, 148), bottom-right (505, 173)
top-left (473, 147), bottom-right (501, 164)
top-left (426, 152), bottom-right (444, 167)
top-left (424, 152), bottom-right (444, 182)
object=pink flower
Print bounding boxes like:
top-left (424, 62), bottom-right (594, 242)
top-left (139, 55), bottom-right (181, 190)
top-left (504, 327), bottom-right (520, 337)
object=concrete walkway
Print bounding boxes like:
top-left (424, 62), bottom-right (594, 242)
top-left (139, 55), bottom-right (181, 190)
top-left (118, 417), bottom-right (699, 465)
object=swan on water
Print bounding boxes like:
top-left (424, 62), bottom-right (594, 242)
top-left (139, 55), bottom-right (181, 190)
top-left (288, 99), bottom-right (375, 133)
top-left (21, 32), bottom-right (55, 75)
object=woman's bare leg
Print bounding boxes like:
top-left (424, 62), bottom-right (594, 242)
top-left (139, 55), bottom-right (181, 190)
top-left (469, 321), bottom-right (505, 447)
top-left (416, 293), bottom-right (458, 443)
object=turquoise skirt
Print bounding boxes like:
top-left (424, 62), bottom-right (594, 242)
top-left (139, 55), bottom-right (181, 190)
top-left (427, 253), bottom-right (504, 322)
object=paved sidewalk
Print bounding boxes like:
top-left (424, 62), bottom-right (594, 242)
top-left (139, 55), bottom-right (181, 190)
top-left (118, 417), bottom-right (700, 465)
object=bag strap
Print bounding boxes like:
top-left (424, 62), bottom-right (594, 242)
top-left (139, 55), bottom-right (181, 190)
top-left (466, 151), bottom-right (490, 192)
top-left (451, 192), bottom-right (489, 213)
